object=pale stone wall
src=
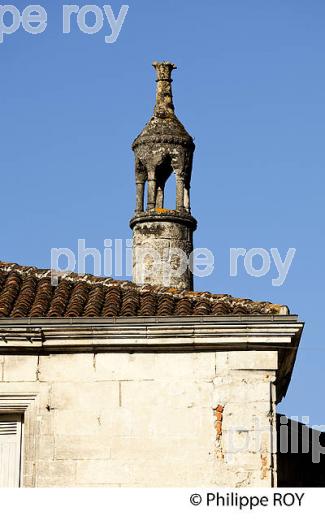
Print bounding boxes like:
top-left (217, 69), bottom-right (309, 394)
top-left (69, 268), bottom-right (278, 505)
top-left (0, 350), bottom-right (277, 487)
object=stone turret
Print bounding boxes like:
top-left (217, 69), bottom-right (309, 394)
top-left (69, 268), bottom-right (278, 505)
top-left (130, 62), bottom-right (197, 290)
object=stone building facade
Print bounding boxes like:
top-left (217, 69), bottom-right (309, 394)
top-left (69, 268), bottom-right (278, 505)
top-left (0, 62), bottom-right (304, 487)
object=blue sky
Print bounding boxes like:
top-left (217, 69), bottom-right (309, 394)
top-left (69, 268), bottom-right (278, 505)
top-left (1, 0), bottom-right (324, 425)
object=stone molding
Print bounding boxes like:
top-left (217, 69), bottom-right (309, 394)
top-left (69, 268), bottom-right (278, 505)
top-left (0, 394), bottom-right (36, 413)
top-left (0, 316), bottom-right (303, 402)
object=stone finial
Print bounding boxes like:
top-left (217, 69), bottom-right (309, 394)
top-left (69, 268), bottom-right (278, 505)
top-left (152, 61), bottom-right (177, 118)
top-left (152, 61), bottom-right (177, 79)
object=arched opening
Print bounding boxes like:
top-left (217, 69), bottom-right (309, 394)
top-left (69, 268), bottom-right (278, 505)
top-left (143, 181), bottom-right (148, 211)
top-left (155, 156), bottom-right (175, 210)
top-left (163, 172), bottom-right (176, 210)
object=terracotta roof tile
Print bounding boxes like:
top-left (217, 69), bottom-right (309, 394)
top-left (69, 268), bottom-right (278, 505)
top-left (65, 282), bottom-right (90, 318)
top-left (0, 262), bottom-right (289, 318)
top-left (175, 297), bottom-right (192, 316)
top-left (0, 272), bottom-right (21, 317)
top-left (11, 275), bottom-right (37, 318)
top-left (48, 279), bottom-right (73, 317)
top-left (120, 288), bottom-right (139, 317)
top-left (192, 299), bottom-right (211, 316)
top-left (157, 293), bottom-right (175, 316)
top-left (212, 300), bottom-right (232, 315)
top-left (30, 278), bottom-right (54, 317)
top-left (102, 286), bottom-right (121, 317)
top-left (84, 286), bottom-right (105, 317)
top-left (138, 291), bottom-right (157, 317)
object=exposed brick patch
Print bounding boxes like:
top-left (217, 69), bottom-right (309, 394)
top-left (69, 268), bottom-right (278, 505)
top-left (214, 404), bottom-right (224, 438)
top-left (214, 404), bottom-right (224, 459)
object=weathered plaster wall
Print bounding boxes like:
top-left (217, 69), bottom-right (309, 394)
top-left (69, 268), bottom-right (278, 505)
top-left (0, 350), bottom-right (277, 487)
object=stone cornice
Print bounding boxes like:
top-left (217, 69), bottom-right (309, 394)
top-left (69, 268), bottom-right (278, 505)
top-left (129, 211), bottom-right (197, 230)
top-left (0, 316), bottom-right (302, 349)
top-left (0, 316), bottom-right (303, 402)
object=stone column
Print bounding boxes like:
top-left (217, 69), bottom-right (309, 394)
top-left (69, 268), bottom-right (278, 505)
top-left (136, 181), bottom-right (145, 213)
top-left (156, 185), bottom-right (164, 208)
top-left (147, 172), bottom-right (156, 210)
top-left (176, 175), bottom-right (185, 211)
